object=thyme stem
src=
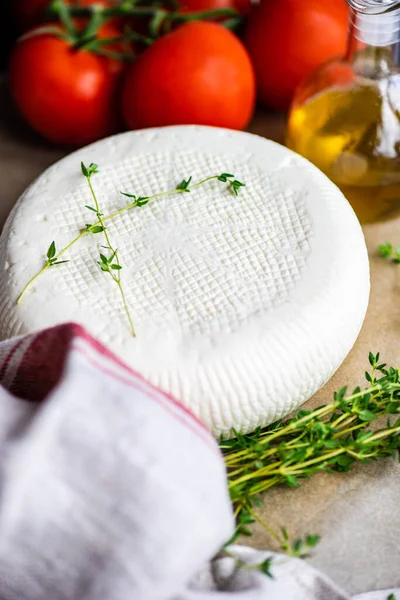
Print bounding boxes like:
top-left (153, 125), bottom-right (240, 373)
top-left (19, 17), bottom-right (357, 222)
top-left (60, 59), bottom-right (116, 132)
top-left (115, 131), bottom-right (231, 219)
top-left (84, 165), bottom-right (136, 337)
top-left (17, 174), bottom-right (241, 304)
top-left (17, 265), bottom-right (49, 304)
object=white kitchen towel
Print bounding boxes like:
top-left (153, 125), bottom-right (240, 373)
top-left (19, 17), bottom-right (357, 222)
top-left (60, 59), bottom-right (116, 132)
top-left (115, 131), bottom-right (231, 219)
top-left (0, 323), bottom-right (397, 600)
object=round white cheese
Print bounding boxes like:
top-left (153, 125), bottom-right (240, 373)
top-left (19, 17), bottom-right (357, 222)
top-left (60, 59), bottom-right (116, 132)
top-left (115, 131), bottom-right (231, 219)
top-left (0, 126), bottom-right (369, 438)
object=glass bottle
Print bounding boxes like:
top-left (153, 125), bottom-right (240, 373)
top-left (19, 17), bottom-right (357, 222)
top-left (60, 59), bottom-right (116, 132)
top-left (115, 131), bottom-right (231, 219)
top-left (286, 0), bottom-right (400, 224)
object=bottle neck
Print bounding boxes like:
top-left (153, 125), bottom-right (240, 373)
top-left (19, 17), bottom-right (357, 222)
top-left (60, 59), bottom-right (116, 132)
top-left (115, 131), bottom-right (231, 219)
top-left (346, 6), bottom-right (400, 73)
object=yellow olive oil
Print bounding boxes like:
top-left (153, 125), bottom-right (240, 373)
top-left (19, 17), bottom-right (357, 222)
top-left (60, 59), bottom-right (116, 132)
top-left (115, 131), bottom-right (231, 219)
top-left (286, 82), bottom-right (400, 223)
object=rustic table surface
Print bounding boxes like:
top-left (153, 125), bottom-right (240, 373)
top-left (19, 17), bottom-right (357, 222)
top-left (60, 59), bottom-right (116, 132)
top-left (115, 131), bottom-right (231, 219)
top-left (1, 79), bottom-right (399, 596)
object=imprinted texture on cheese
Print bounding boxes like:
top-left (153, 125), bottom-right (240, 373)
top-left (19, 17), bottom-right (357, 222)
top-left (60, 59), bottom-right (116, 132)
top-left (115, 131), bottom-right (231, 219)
top-left (0, 126), bottom-right (370, 438)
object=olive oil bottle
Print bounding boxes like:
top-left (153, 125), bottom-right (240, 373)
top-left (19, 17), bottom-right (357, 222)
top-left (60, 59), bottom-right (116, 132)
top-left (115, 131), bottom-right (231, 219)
top-left (286, 0), bottom-right (400, 224)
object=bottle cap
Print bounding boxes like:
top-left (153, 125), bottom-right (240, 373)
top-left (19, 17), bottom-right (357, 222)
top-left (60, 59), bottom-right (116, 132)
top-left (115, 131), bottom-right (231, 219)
top-left (348, 0), bottom-right (400, 45)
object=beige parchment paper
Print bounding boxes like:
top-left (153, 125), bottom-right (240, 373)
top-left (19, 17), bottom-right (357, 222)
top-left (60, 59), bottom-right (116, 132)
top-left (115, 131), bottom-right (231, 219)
top-left (1, 85), bottom-right (399, 596)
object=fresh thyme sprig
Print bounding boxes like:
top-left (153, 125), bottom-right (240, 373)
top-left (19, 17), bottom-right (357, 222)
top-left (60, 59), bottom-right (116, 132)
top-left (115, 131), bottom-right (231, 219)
top-left (17, 170), bottom-right (246, 311)
top-left (221, 352), bottom-right (400, 538)
top-left (15, 240), bottom-right (72, 304)
top-left (173, 173), bottom-right (245, 196)
top-left (280, 530), bottom-right (321, 559)
top-left (220, 548), bottom-right (274, 578)
top-left (81, 162), bottom-right (136, 337)
top-left (224, 502), bottom-right (321, 561)
top-left (377, 242), bottom-right (400, 264)
top-left (219, 527), bottom-right (320, 580)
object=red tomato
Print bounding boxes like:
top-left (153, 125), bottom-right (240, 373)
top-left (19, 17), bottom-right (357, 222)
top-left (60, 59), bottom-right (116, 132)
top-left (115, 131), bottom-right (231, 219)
top-left (245, 0), bottom-right (349, 111)
top-left (9, 25), bottom-right (125, 146)
top-left (121, 21), bottom-right (255, 131)
top-left (178, 0), bottom-right (250, 17)
top-left (14, 0), bottom-right (117, 32)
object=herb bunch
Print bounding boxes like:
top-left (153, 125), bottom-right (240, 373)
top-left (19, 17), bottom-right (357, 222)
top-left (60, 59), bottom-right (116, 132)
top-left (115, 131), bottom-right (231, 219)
top-left (221, 353), bottom-right (400, 540)
top-left (220, 526), bottom-right (321, 579)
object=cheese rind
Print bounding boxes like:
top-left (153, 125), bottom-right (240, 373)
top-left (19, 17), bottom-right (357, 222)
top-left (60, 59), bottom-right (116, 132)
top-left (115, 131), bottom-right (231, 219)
top-left (0, 126), bottom-right (370, 438)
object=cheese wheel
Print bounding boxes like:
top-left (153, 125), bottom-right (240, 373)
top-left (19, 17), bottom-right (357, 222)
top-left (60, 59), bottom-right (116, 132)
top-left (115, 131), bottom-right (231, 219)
top-left (0, 126), bottom-right (369, 438)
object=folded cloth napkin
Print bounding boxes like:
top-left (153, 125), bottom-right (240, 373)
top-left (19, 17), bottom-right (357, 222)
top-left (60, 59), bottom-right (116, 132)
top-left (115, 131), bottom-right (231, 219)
top-left (0, 323), bottom-right (396, 600)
